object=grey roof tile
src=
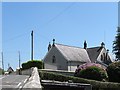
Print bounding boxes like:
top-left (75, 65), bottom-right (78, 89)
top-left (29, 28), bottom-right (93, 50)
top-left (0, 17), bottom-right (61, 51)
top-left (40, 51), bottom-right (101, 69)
top-left (87, 47), bottom-right (102, 62)
top-left (55, 43), bottom-right (91, 62)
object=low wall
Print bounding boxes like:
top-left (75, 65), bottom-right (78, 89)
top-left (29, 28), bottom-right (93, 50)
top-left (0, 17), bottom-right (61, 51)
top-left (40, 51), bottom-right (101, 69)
top-left (22, 67), bottom-right (42, 90)
top-left (41, 80), bottom-right (92, 90)
top-left (39, 69), bottom-right (75, 76)
top-left (21, 68), bottom-right (32, 75)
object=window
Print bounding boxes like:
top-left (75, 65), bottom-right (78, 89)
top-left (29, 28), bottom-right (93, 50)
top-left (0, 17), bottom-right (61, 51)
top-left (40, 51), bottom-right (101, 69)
top-left (52, 55), bottom-right (56, 63)
top-left (101, 55), bottom-right (103, 61)
top-left (103, 53), bottom-right (106, 61)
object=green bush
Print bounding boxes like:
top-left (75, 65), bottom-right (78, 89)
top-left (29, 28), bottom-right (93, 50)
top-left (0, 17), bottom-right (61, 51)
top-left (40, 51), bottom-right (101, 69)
top-left (0, 69), bottom-right (4, 75)
top-left (107, 61), bottom-right (120, 83)
top-left (76, 66), bottom-right (107, 81)
top-left (39, 70), bottom-right (120, 90)
top-left (22, 60), bottom-right (43, 70)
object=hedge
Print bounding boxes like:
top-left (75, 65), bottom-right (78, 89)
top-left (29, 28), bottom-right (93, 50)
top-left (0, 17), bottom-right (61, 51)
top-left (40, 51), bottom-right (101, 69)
top-left (107, 61), bottom-right (120, 83)
top-left (39, 71), bottom-right (120, 90)
top-left (75, 66), bottom-right (107, 81)
top-left (22, 60), bottom-right (43, 70)
top-left (0, 69), bottom-right (4, 75)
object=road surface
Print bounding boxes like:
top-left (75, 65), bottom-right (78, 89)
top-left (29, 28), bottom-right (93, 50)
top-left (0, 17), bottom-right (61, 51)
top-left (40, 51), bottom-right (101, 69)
top-left (0, 75), bottom-right (29, 90)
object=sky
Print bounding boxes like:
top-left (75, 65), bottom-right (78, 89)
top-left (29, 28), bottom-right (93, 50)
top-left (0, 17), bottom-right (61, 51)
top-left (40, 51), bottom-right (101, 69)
top-left (2, 2), bottom-right (118, 70)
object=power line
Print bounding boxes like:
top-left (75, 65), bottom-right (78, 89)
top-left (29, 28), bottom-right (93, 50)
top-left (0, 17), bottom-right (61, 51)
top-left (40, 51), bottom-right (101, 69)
top-left (4, 30), bottom-right (31, 43)
top-left (34, 31), bottom-right (50, 42)
top-left (45, 2), bottom-right (76, 25)
top-left (4, 3), bottom-right (76, 44)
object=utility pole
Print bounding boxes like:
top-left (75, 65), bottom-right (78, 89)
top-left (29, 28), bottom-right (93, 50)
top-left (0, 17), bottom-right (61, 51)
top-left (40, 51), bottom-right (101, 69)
top-left (18, 51), bottom-right (20, 69)
top-left (31, 30), bottom-right (34, 61)
top-left (18, 51), bottom-right (21, 75)
top-left (8, 63), bottom-right (10, 68)
top-left (1, 52), bottom-right (4, 74)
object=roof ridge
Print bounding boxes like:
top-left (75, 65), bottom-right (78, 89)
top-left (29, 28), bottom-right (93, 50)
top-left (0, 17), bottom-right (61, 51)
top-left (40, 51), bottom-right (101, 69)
top-left (87, 46), bottom-right (101, 49)
top-left (55, 43), bottom-right (84, 49)
top-left (56, 43), bottom-right (103, 49)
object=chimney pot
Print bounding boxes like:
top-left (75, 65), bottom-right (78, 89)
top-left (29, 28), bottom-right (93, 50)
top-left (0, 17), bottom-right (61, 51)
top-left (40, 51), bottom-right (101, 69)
top-left (101, 42), bottom-right (105, 47)
top-left (53, 39), bottom-right (55, 46)
top-left (84, 40), bottom-right (87, 49)
top-left (48, 42), bottom-right (51, 51)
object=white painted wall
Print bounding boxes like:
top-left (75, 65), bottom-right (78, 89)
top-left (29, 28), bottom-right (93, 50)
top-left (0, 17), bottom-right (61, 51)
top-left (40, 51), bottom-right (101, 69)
top-left (44, 46), bottom-right (89, 71)
top-left (21, 68), bottom-right (32, 75)
top-left (97, 48), bottom-right (106, 61)
top-left (68, 61), bottom-right (85, 72)
top-left (68, 66), bottom-right (77, 72)
top-left (44, 46), bottom-right (68, 70)
top-left (97, 48), bottom-right (111, 63)
top-left (44, 63), bottom-right (57, 70)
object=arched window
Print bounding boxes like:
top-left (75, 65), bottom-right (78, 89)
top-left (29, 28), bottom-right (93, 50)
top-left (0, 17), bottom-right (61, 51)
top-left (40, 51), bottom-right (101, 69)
top-left (103, 53), bottom-right (106, 61)
top-left (101, 55), bottom-right (103, 61)
top-left (52, 56), bottom-right (56, 63)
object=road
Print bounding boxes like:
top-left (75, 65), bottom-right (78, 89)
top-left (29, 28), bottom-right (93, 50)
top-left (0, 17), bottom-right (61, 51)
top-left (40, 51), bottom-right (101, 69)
top-left (0, 75), bottom-right (29, 90)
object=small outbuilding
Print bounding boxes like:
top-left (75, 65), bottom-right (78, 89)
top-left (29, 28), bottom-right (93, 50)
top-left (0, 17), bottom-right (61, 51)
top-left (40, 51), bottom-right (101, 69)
top-left (7, 67), bottom-right (14, 74)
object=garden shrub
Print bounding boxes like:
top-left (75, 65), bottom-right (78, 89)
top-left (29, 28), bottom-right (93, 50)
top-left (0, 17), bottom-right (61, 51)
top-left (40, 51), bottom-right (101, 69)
top-left (0, 69), bottom-right (4, 75)
top-left (79, 66), bottom-right (107, 81)
top-left (74, 63), bottom-right (108, 81)
top-left (39, 70), bottom-right (120, 90)
top-left (106, 61), bottom-right (120, 83)
top-left (22, 60), bottom-right (43, 70)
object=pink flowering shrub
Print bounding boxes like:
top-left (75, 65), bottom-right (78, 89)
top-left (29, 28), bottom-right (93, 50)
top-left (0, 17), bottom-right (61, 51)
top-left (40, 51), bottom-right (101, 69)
top-left (78, 63), bottom-right (105, 70)
top-left (74, 63), bottom-right (108, 81)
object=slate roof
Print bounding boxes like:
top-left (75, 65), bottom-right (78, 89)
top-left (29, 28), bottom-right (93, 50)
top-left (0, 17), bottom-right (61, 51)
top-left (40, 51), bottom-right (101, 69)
top-left (87, 47), bottom-right (103, 63)
top-left (55, 43), bottom-right (91, 62)
top-left (7, 67), bottom-right (14, 72)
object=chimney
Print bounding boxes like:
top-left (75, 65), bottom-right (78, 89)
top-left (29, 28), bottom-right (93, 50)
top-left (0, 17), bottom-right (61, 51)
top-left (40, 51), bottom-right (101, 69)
top-left (84, 40), bottom-right (87, 49)
top-left (101, 42), bottom-right (105, 48)
top-left (52, 39), bottom-right (55, 47)
top-left (106, 49), bottom-right (109, 60)
top-left (48, 42), bottom-right (51, 51)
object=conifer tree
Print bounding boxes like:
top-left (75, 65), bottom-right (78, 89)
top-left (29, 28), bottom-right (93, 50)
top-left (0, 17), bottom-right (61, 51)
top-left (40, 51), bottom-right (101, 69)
top-left (113, 27), bottom-right (120, 60)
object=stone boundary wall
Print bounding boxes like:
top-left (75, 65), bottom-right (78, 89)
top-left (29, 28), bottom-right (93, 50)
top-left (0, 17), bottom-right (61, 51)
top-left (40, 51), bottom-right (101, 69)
top-left (39, 69), bottom-right (75, 76)
top-left (22, 67), bottom-right (42, 90)
top-left (21, 68), bottom-right (32, 75)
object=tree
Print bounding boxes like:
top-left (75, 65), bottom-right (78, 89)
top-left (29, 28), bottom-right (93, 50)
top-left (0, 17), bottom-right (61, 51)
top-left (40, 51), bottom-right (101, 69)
top-left (113, 27), bottom-right (120, 60)
top-left (106, 61), bottom-right (120, 83)
top-left (22, 60), bottom-right (44, 70)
